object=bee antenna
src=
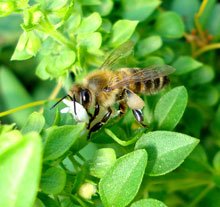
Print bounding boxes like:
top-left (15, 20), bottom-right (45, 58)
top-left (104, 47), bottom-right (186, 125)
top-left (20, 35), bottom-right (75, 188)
top-left (50, 94), bottom-right (73, 110)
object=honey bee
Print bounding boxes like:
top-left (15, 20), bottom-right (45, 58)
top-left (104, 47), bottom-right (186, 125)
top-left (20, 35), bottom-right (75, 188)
top-left (52, 41), bottom-right (175, 138)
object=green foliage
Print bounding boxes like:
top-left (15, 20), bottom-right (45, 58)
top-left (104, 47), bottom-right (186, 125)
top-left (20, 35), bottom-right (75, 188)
top-left (135, 131), bottom-right (199, 176)
top-left (0, 130), bottom-right (42, 207)
top-left (99, 150), bottom-right (148, 207)
top-left (1, 0), bottom-right (220, 206)
top-left (154, 86), bottom-right (188, 130)
top-left (131, 198), bottom-right (167, 207)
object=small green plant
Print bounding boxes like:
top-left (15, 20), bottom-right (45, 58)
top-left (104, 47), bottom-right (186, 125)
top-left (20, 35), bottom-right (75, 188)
top-left (1, 0), bottom-right (220, 207)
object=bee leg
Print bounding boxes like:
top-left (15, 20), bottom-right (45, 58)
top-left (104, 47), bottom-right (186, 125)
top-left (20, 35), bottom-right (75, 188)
top-left (119, 101), bottom-right (127, 116)
top-left (132, 109), bottom-right (147, 127)
top-left (87, 103), bottom-right (100, 129)
top-left (88, 107), bottom-right (112, 139)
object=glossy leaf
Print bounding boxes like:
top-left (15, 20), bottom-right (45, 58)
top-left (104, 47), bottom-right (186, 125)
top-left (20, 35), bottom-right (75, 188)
top-left (92, 0), bottom-right (113, 16)
top-left (90, 148), bottom-right (116, 178)
top-left (99, 149), bottom-right (147, 207)
top-left (43, 123), bottom-right (86, 161)
top-left (154, 86), bottom-right (188, 130)
top-left (0, 132), bottom-right (42, 207)
top-left (171, 0), bottom-right (200, 31)
top-left (137, 35), bottom-right (163, 57)
top-left (76, 12), bottom-right (102, 34)
top-left (173, 56), bottom-right (203, 75)
top-left (121, 0), bottom-right (161, 21)
top-left (207, 4), bottom-right (220, 36)
top-left (189, 65), bottom-right (214, 86)
top-left (40, 167), bottom-right (66, 194)
top-left (46, 47), bottom-right (76, 77)
top-left (11, 31), bottom-right (41, 60)
top-left (131, 198), bottom-right (167, 207)
top-left (155, 11), bottom-right (185, 38)
top-left (110, 20), bottom-right (138, 47)
top-left (77, 32), bottom-right (102, 51)
top-left (21, 112), bottom-right (45, 134)
top-left (135, 131), bottom-right (199, 176)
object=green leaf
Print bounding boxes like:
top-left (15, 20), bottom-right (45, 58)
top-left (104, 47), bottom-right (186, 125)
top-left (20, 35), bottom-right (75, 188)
top-left (0, 2), bottom-right (15, 17)
top-left (135, 131), bottom-right (199, 176)
top-left (38, 194), bottom-right (59, 207)
top-left (198, 0), bottom-right (216, 27)
top-left (192, 85), bottom-right (219, 106)
top-left (11, 31), bottom-right (41, 60)
top-left (43, 123), bottom-right (86, 161)
top-left (46, 46), bottom-right (76, 77)
top-left (40, 0), bottom-right (69, 11)
top-left (0, 67), bottom-right (33, 126)
top-left (77, 32), bottom-right (102, 51)
top-left (36, 57), bottom-right (51, 80)
top-left (66, 12), bottom-right (81, 33)
top-left (143, 56), bottom-right (165, 66)
top-left (171, 0), bottom-right (200, 31)
top-left (154, 86), bottom-right (188, 130)
top-left (213, 151), bottom-right (220, 172)
top-left (181, 145), bottom-right (210, 172)
top-left (122, 0), bottom-right (161, 21)
top-left (189, 65), bottom-right (214, 86)
top-left (99, 149), bottom-right (148, 207)
top-left (40, 167), bottom-right (66, 194)
top-left (90, 148), bottom-right (116, 178)
top-left (110, 20), bottom-right (138, 47)
top-left (207, 4), bottom-right (220, 36)
top-left (131, 198), bottom-right (167, 207)
top-left (21, 112), bottom-right (45, 134)
top-left (173, 56), bottom-right (203, 75)
top-left (0, 124), bottom-right (16, 135)
top-left (155, 11), bottom-right (185, 38)
top-left (91, 0), bottom-right (113, 16)
top-left (0, 130), bottom-right (22, 157)
top-left (137, 35), bottom-right (162, 57)
top-left (0, 132), bottom-right (42, 207)
top-left (81, 0), bottom-right (101, 5)
top-left (76, 12), bottom-right (102, 34)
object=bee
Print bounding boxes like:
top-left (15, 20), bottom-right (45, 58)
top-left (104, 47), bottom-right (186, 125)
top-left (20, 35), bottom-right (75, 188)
top-left (52, 41), bottom-right (175, 138)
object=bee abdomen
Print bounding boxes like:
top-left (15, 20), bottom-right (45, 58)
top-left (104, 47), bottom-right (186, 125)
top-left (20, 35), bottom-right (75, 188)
top-left (128, 69), bottom-right (170, 94)
top-left (141, 76), bottom-right (170, 94)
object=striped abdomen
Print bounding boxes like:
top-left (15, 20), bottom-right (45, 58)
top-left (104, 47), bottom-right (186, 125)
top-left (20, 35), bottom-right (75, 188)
top-left (117, 68), bottom-right (170, 94)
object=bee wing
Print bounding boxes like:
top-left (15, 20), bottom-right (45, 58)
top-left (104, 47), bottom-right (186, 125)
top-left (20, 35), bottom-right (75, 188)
top-left (109, 65), bottom-right (175, 89)
top-left (100, 41), bottom-right (134, 70)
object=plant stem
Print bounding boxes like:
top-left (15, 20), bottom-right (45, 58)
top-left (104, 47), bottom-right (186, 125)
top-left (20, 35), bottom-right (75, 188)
top-left (71, 195), bottom-right (88, 207)
top-left (188, 183), bottom-right (215, 207)
top-left (194, 0), bottom-right (208, 42)
top-left (193, 43), bottom-right (220, 57)
top-left (0, 100), bottom-right (47, 117)
top-left (39, 18), bottom-right (75, 50)
top-left (105, 128), bottom-right (140, 146)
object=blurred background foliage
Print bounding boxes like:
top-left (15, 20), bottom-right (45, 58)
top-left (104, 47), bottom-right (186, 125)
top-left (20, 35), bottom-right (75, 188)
top-left (1, 0), bottom-right (220, 206)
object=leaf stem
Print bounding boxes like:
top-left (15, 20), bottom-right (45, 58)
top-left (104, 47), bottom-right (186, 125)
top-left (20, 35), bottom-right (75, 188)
top-left (194, 0), bottom-right (208, 42)
top-left (39, 18), bottom-right (75, 50)
top-left (0, 100), bottom-right (47, 117)
top-left (105, 128), bottom-right (140, 146)
top-left (71, 195), bottom-right (88, 207)
top-left (193, 43), bottom-right (220, 57)
top-left (188, 183), bottom-right (215, 207)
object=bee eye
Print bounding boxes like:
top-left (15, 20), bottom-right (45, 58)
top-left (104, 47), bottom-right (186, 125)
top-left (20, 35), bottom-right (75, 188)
top-left (103, 87), bottom-right (111, 92)
top-left (80, 89), bottom-right (90, 106)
